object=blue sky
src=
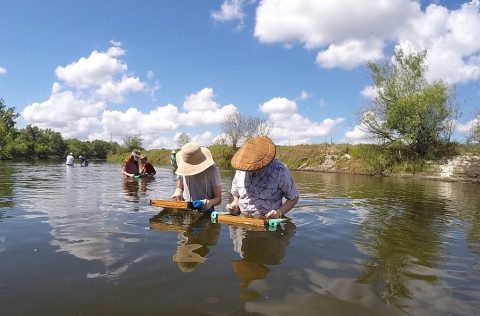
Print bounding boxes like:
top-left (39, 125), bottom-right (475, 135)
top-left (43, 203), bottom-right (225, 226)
top-left (1, 0), bottom-right (479, 149)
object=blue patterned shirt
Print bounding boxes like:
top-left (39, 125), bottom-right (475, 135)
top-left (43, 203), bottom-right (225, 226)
top-left (231, 159), bottom-right (299, 216)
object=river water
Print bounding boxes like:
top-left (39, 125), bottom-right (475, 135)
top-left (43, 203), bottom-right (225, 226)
top-left (0, 161), bottom-right (479, 315)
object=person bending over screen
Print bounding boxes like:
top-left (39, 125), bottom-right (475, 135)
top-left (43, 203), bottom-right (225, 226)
top-left (171, 142), bottom-right (221, 211)
top-left (122, 149), bottom-right (141, 177)
top-left (226, 136), bottom-right (299, 219)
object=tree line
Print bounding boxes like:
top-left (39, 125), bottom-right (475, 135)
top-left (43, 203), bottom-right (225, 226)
top-left (2, 48), bottom-right (479, 163)
top-left (0, 99), bottom-right (123, 160)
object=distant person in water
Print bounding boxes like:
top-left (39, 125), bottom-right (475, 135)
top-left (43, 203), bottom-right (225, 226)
top-left (170, 150), bottom-right (178, 169)
top-left (139, 154), bottom-right (156, 177)
top-left (121, 149), bottom-right (140, 177)
top-left (226, 136), bottom-right (299, 219)
top-left (65, 152), bottom-right (74, 166)
top-left (79, 154), bottom-right (89, 167)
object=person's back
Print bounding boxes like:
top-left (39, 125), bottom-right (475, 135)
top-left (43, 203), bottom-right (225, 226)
top-left (140, 155), bottom-right (156, 176)
top-left (66, 153), bottom-right (74, 166)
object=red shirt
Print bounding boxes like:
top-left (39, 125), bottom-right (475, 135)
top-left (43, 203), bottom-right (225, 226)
top-left (140, 162), bottom-right (156, 176)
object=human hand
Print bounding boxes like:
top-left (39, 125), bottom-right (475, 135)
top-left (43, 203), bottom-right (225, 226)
top-left (226, 201), bottom-right (239, 215)
top-left (266, 210), bottom-right (281, 219)
top-left (202, 199), bottom-right (212, 210)
top-left (171, 188), bottom-right (183, 201)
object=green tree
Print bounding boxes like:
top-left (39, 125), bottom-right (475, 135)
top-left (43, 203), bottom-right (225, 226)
top-left (360, 48), bottom-right (457, 158)
top-left (91, 139), bottom-right (113, 159)
top-left (0, 98), bottom-right (19, 133)
top-left (123, 135), bottom-right (144, 152)
top-left (176, 132), bottom-right (191, 148)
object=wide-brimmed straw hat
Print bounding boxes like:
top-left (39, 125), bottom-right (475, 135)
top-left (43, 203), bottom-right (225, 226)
top-left (175, 142), bottom-right (214, 176)
top-left (231, 136), bottom-right (276, 171)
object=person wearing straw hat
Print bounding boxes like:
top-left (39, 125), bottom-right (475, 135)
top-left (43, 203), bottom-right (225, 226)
top-left (171, 142), bottom-right (222, 211)
top-left (226, 136), bottom-right (299, 219)
top-left (121, 149), bottom-right (141, 177)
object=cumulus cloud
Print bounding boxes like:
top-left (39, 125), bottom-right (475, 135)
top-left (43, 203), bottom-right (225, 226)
top-left (343, 124), bottom-right (376, 144)
top-left (211, 0), bottom-right (247, 23)
top-left (22, 87), bottom-right (105, 134)
top-left (0, 66), bottom-right (6, 75)
top-left (259, 97), bottom-right (344, 142)
top-left (250, 0), bottom-right (480, 83)
top-left (316, 39), bottom-right (385, 69)
top-left (397, 1), bottom-right (480, 83)
top-left (360, 85), bottom-right (378, 100)
top-left (180, 87), bottom-right (237, 125)
top-left (254, 0), bottom-right (417, 52)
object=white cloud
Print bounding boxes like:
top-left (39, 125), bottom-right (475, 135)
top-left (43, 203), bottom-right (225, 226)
top-left (211, 0), bottom-right (246, 22)
top-left (0, 66), bottom-right (6, 75)
top-left (180, 87), bottom-right (238, 125)
top-left (259, 97), bottom-right (344, 142)
top-left (398, 1), bottom-right (480, 84)
top-left (316, 39), bottom-right (385, 69)
top-left (55, 48), bottom-right (127, 89)
top-left (96, 76), bottom-right (146, 103)
top-left (22, 88), bottom-right (105, 131)
top-left (360, 85), bottom-right (378, 100)
top-left (343, 124), bottom-right (375, 144)
top-left (259, 97), bottom-right (297, 113)
top-left (191, 131), bottom-right (216, 146)
top-left (456, 116), bottom-right (479, 133)
top-left (252, 0), bottom-right (480, 83)
top-left (296, 90), bottom-right (310, 101)
top-left (254, 0), bottom-right (417, 47)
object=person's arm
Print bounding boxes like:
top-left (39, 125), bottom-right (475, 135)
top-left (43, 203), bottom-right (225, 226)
top-left (265, 164), bottom-right (299, 219)
top-left (121, 162), bottom-right (134, 177)
top-left (171, 178), bottom-right (184, 200)
top-left (265, 196), bottom-right (299, 219)
top-left (226, 194), bottom-right (240, 215)
top-left (226, 171), bottom-right (240, 214)
top-left (203, 185), bottom-right (222, 210)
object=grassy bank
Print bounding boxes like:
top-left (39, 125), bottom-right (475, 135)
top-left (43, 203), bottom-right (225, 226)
top-left (107, 143), bottom-right (480, 182)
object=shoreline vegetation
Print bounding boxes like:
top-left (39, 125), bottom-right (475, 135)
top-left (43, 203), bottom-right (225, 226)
top-left (106, 143), bottom-right (480, 184)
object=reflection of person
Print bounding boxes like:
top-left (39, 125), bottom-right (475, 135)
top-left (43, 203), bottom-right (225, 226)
top-left (65, 152), bottom-right (74, 166)
top-left (139, 154), bottom-right (156, 177)
top-left (226, 136), bottom-right (299, 219)
top-left (170, 150), bottom-right (177, 169)
top-left (229, 222), bottom-right (296, 289)
top-left (149, 210), bottom-right (220, 273)
top-left (121, 149), bottom-right (140, 177)
top-left (171, 143), bottom-right (221, 211)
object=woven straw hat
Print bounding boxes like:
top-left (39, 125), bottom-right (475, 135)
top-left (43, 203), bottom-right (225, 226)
top-left (175, 142), bottom-right (214, 176)
top-left (231, 136), bottom-right (276, 171)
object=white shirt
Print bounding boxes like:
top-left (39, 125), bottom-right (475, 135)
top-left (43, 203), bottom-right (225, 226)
top-left (65, 155), bottom-right (74, 165)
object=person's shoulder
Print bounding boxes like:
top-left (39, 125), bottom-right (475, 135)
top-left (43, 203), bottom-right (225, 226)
top-left (270, 159), bottom-right (288, 169)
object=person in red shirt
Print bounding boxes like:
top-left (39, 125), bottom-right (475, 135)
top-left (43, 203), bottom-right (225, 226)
top-left (139, 154), bottom-right (156, 177)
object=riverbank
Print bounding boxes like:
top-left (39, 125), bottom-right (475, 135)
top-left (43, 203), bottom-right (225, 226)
top-left (292, 151), bottom-right (480, 184)
top-left (107, 143), bottom-right (480, 184)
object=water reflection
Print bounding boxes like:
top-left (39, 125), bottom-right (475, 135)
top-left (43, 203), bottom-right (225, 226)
top-left (2, 163), bottom-right (480, 315)
top-left (149, 209), bottom-right (220, 272)
top-left (229, 222), bottom-right (296, 300)
top-left (0, 163), bottom-right (14, 212)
